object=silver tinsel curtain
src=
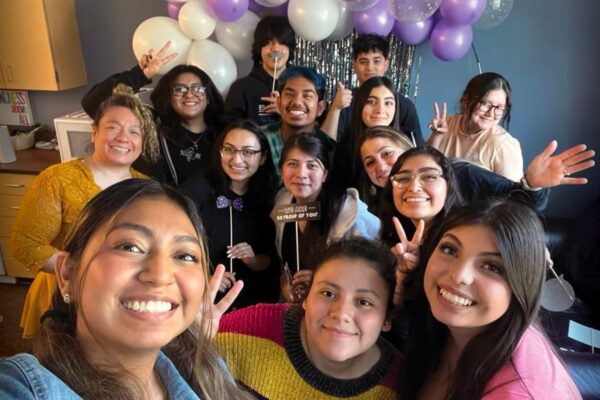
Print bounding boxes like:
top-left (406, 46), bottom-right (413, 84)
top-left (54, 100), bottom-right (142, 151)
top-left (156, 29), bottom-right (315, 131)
top-left (292, 32), bottom-right (415, 103)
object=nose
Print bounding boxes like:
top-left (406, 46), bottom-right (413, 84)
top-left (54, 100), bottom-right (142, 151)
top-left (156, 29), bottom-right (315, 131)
top-left (406, 175), bottom-right (422, 191)
top-left (232, 150), bottom-right (244, 163)
top-left (329, 296), bottom-right (353, 322)
top-left (138, 252), bottom-right (175, 287)
top-left (374, 157), bottom-right (386, 175)
top-left (296, 163), bottom-right (309, 177)
top-left (449, 261), bottom-right (474, 286)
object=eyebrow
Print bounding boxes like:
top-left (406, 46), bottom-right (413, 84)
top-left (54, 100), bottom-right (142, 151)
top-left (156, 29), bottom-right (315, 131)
top-left (110, 223), bottom-right (200, 245)
top-left (442, 232), bottom-right (502, 258)
top-left (316, 280), bottom-right (382, 299)
top-left (397, 166), bottom-right (443, 174)
top-left (367, 95), bottom-right (395, 101)
top-left (223, 142), bottom-right (258, 150)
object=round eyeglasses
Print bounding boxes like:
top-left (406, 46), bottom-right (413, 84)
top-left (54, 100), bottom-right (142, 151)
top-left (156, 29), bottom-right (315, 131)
top-left (477, 100), bottom-right (507, 116)
top-left (220, 145), bottom-right (262, 160)
top-left (390, 169), bottom-right (445, 188)
top-left (172, 84), bottom-right (206, 97)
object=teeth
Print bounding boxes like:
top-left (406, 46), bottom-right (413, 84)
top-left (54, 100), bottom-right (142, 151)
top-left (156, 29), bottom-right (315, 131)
top-left (123, 300), bottom-right (173, 313)
top-left (405, 197), bottom-right (427, 203)
top-left (439, 288), bottom-right (473, 307)
top-left (111, 146), bottom-right (130, 153)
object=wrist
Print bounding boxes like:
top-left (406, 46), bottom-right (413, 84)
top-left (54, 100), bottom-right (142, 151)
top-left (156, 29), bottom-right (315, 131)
top-left (521, 173), bottom-right (542, 191)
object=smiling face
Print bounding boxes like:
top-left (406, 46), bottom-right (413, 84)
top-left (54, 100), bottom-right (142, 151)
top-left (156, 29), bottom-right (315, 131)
top-left (281, 148), bottom-right (327, 204)
top-left (277, 77), bottom-right (325, 133)
top-left (170, 72), bottom-right (207, 123)
top-left (353, 50), bottom-right (390, 85)
top-left (424, 224), bottom-right (511, 341)
top-left (302, 257), bottom-right (390, 378)
top-left (361, 86), bottom-right (396, 128)
top-left (392, 154), bottom-right (448, 224)
top-left (468, 88), bottom-right (507, 132)
top-left (91, 106), bottom-right (143, 167)
top-left (73, 197), bottom-right (206, 357)
top-left (220, 128), bottom-right (266, 194)
top-left (360, 137), bottom-right (405, 188)
top-left (261, 39), bottom-right (290, 77)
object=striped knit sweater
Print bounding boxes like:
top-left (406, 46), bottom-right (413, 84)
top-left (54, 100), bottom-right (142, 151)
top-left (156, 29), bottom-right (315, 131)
top-left (216, 303), bottom-right (403, 399)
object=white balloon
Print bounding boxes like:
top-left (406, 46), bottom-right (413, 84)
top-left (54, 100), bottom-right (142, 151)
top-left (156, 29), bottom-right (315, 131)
top-left (178, 1), bottom-right (216, 40)
top-left (327, 2), bottom-right (354, 40)
top-left (132, 17), bottom-right (192, 75)
top-left (215, 11), bottom-right (260, 60)
top-left (187, 40), bottom-right (238, 94)
top-left (474, 0), bottom-right (514, 29)
top-left (255, 0), bottom-right (287, 6)
top-left (288, 0), bottom-right (339, 42)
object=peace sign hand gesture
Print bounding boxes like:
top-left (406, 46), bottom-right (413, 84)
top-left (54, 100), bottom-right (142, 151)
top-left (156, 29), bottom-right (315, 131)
top-left (138, 41), bottom-right (178, 79)
top-left (391, 217), bottom-right (425, 306)
top-left (429, 102), bottom-right (448, 134)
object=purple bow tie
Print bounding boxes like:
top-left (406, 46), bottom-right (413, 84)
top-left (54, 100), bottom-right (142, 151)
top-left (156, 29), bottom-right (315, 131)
top-left (216, 195), bottom-right (243, 212)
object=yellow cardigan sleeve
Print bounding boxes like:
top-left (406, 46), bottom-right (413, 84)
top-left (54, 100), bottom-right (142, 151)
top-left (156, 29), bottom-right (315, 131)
top-left (10, 169), bottom-right (64, 273)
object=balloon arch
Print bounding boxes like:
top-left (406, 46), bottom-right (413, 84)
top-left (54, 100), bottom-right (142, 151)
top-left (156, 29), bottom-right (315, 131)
top-left (134, 0), bottom-right (513, 96)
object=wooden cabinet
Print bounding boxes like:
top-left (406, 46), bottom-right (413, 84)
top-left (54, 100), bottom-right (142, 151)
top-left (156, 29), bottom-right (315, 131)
top-left (0, 0), bottom-right (87, 90)
top-left (0, 172), bottom-right (36, 278)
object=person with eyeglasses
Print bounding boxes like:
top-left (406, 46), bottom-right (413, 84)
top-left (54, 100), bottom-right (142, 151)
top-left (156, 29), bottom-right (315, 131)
top-left (180, 120), bottom-right (280, 310)
top-left (427, 72), bottom-right (523, 182)
top-left (379, 146), bottom-right (464, 246)
top-left (82, 41), bottom-right (226, 185)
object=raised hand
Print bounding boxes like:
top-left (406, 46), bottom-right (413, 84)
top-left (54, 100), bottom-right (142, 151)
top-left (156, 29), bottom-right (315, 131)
top-left (332, 81), bottom-right (353, 111)
top-left (391, 217), bottom-right (424, 306)
top-left (227, 242), bottom-right (256, 267)
top-left (197, 264), bottom-right (244, 339)
top-left (138, 41), bottom-right (178, 79)
top-left (525, 140), bottom-right (595, 188)
top-left (429, 102), bottom-right (448, 134)
top-left (260, 90), bottom-right (280, 115)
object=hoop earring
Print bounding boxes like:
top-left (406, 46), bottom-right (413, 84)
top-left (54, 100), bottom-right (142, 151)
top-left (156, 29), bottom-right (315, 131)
top-left (63, 293), bottom-right (71, 304)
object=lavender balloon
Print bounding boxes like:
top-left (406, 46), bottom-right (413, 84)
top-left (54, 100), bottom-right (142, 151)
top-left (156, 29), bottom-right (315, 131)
top-left (206, 0), bottom-right (249, 22)
top-left (392, 17), bottom-right (434, 45)
top-left (430, 19), bottom-right (473, 61)
top-left (248, 0), bottom-right (265, 13)
top-left (352, 0), bottom-right (394, 36)
top-left (439, 0), bottom-right (487, 25)
top-left (167, 1), bottom-right (185, 20)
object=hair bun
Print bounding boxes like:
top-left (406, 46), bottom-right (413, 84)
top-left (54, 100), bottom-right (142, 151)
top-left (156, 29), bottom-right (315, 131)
top-left (112, 83), bottom-right (136, 97)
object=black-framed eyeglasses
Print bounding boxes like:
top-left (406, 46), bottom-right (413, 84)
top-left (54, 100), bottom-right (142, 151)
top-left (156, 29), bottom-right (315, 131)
top-left (390, 169), bottom-right (445, 188)
top-left (477, 100), bottom-right (507, 116)
top-left (171, 84), bottom-right (206, 97)
top-left (220, 145), bottom-right (262, 160)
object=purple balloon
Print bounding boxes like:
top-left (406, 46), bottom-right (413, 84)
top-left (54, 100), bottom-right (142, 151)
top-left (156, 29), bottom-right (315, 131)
top-left (166, 1), bottom-right (184, 20)
top-left (206, 0), bottom-right (249, 22)
top-left (248, 0), bottom-right (265, 13)
top-left (352, 0), bottom-right (394, 36)
top-left (440, 0), bottom-right (487, 25)
top-left (393, 17), bottom-right (434, 45)
top-left (430, 19), bottom-right (473, 61)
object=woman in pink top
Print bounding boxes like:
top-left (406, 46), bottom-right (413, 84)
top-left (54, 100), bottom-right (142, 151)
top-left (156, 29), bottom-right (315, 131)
top-left (427, 73), bottom-right (523, 182)
top-left (399, 199), bottom-right (581, 399)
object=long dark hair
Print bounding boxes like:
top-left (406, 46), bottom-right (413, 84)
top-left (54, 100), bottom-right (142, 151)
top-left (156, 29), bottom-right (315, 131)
top-left (150, 65), bottom-right (225, 129)
top-left (279, 134), bottom-right (346, 236)
top-left (460, 72), bottom-right (512, 129)
top-left (209, 119), bottom-right (277, 210)
top-left (34, 179), bottom-right (250, 400)
top-left (403, 199), bottom-right (546, 399)
top-left (251, 16), bottom-right (296, 66)
top-left (379, 146), bottom-right (463, 245)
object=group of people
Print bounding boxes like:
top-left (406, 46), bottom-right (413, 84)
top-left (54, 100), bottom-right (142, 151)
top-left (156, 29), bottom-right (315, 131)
top-left (2, 15), bottom-right (596, 399)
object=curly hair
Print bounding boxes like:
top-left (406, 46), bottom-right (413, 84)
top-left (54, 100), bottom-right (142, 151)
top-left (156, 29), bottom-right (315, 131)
top-left (93, 84), bottom-right (160, 163)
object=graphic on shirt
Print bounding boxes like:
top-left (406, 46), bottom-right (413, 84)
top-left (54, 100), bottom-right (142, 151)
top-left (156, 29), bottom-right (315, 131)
top-left (180, 147), bottom-right (202, 162)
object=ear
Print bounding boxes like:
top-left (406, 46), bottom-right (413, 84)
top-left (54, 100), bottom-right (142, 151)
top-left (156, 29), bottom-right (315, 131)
top-left (91, 125), bottom-right (98, 143)
top-left (317, 100), bottom-right (326, 117)
top-left (55, 251), bottom-right (74, 299)
top-left (383, 59), bottom-right (390, 73)
top-left (352, 60), bottom-right (358, 74)
top-left (259, 152), bottom-right (267, 166)
top-left (381, 319), bottom-right (392, 333)
top-left (302, 299), bottom-right (307, 311)
top-left (322, 169), bottom-right (328, 182)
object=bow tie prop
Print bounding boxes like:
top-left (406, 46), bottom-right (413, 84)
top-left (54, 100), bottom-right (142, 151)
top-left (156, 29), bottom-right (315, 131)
top-left (216, 195), bottom-right (244, 273)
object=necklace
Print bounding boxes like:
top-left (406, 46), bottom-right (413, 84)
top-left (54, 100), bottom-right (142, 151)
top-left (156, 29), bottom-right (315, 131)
top-left (183, 131), bottom-right (202, 150)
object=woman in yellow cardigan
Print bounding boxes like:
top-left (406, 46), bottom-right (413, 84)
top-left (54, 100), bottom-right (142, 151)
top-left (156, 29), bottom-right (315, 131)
top-left (11, 85), bottom-right (159, 338)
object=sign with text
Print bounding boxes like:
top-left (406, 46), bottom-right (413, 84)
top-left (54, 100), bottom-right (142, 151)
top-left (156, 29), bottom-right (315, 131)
top-left (271, 202), bottom-right (321, 223)
top-left (0, 90), bottom-right (34, 126)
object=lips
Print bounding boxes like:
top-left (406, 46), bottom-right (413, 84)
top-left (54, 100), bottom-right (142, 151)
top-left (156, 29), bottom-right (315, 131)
top-left (110, 145), bottom-right (131, 154)
top-left (121, 299), bottom-right (175, 313)
top-left (323, 326), bottom-right (355, 338)
top-left (403, 196), bottom-right (429, 203)
top-left (439, 287), bottom-right (474, 307)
